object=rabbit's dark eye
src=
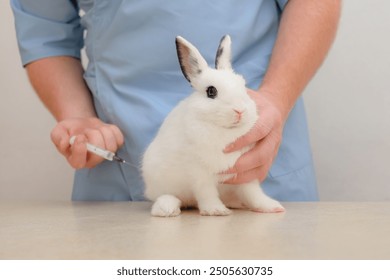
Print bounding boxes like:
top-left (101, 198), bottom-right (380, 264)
top-left (206, 86), bottom-right (218, 99)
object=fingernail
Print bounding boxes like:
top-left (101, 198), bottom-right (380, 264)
top-left (224, 144), bottom-right (234, 153)
top-left (69, 136), bottom-right (75, 145)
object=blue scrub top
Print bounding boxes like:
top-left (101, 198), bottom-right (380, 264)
top-left (11, 0), bottom-right (318, 201)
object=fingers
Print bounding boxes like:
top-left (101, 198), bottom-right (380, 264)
top-left (225, 88), bottom-right (283, 153)
top-left (79, 126), bottom-right (124, 168)
top-left (51, 123), bottom-right (71, 158)
top-left (108, 124), bottom-right (125, 147)
top-left (100, 124), bottom-right (124, 151)
top-left (222, 132), bottom-right (281, 185)
top-left (224, 105), bottom-right (280, 153)
top-left (224, 120), bottom-right (272, 153)
top-left (223, 160), bottom-right (273, 185)
top-left (51, 124), bottom-right (91, 169)
top-left (50, 118), bottom-right (125, 169)
top-left (68, 134), bottom-right (89, 169)
top-left (223, 88), bottom-right (285, 184)
top-left (223, 148), bottom-right (277, 184)
top-left (226, 140), bottom-right (271, 173)
top-left (82, 129), bottom-right (106, 168)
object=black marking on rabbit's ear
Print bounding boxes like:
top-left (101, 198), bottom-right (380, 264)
top-left (216, 46), bottom-right (224, 65)
top-left (215, 35), bottom-right (232, 70)
top-left (215, 47), bottom-right (224, 69)
top-left (176, 36), bottom-right (208, 84)
top-left (176, 38), bottom-right (192, 82)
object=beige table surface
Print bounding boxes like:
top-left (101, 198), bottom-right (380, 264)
top-left (0, 201), bottom-right (389, 260)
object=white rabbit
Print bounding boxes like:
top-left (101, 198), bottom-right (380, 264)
top-left (142, 35), bottom-right (285, 217)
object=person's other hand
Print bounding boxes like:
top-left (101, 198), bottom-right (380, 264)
top-left (223, 88), bottom-right (285, 184)
top-left (50, 117), bottom-right (124, 169)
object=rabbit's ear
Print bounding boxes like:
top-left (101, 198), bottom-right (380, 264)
top-left (176, 36), bottom-right (208, 84)
top-left (215, 35), bottom-right (232, 70)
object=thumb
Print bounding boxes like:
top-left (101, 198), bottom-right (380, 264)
top-left (50, 124), bottom-right (71, 157)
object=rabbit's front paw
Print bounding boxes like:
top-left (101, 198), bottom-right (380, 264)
top-left (199, 204), bottom-right (232, 216)
top-left (151, 195), bottom-right (181, 217)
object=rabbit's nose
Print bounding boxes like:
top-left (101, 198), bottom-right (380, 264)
top-left (233, 109), bottom-right (244, 123)
top-left (233, 109), bottom-right (243, 114)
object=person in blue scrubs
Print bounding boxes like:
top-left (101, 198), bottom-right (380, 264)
top-left (11, 0), bottom-right (341, 201)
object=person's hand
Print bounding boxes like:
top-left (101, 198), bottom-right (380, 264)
top-left (50, 117), bottom-right (124, 169)
top-left (223, 88), bottom-right (286, 184)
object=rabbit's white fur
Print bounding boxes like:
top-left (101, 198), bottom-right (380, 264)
top-left (142, 35), bottom-right (284, 217)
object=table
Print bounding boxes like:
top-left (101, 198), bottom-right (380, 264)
top-left (1, 201), bottom-right (389, 259)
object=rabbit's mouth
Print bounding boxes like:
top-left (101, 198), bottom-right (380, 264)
top-left (225, 109), bottom-right (245, 128)
top-left (224, 121), bottom-right (243, 129)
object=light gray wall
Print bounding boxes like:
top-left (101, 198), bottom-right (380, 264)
top-left (1, 1), bottom-right (389, 201)
top-left (1, 1), bottom-right (74, 200)
top-left (304, 0), bottom-right (390, 201)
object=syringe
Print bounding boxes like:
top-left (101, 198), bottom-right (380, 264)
top-left (69, 136), bottom-right (129, 165)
